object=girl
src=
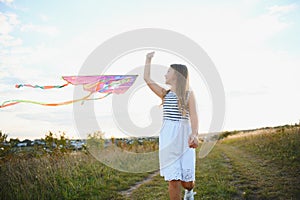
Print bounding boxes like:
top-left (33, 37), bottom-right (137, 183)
top-left (144, 52), bottom-right (199, 200)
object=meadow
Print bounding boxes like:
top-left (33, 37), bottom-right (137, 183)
top-left (0, 125), bottom-right (299, 199)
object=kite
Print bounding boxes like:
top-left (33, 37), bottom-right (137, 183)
top-left (0, 75), bottom-right (138, 108)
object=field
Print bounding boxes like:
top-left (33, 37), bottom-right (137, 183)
top-left (0, 125), bottom-right (299, 199)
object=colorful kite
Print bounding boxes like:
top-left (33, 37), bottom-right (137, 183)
top-left (0, 75), bottom-right (138, 108)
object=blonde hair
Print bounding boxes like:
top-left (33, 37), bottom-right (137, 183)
top-left (162, 64), bottom-right (189, 115)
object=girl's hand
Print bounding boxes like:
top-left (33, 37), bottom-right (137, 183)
top-left (188, 134), bottom-right (199, 148)
top-left (146, 52), bottom-right (155, 60)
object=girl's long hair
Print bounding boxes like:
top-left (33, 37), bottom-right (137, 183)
top-left (165, 64), bottom-right (189, 115)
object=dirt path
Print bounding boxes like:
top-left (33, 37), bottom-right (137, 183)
top-left (218, 143), bottom-right (299, 199)
top-left (120, 170), bottom-right (160, 198)
top-left (220, 152), bottom-right (246, 199)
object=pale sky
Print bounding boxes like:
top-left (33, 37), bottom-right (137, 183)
top-left (0, 0), bottom-right (299, 140)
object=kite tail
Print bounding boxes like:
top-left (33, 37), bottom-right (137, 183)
top-left (15, 83), bottom-right (70, 89)
top-left (0, 92), bottom-right (111, 108)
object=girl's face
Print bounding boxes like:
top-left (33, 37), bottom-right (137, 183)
top-left (165, 67), bottom-right (176, 85)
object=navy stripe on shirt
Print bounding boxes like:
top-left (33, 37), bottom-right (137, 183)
top-left (163, 91), bottom-right (189, 121)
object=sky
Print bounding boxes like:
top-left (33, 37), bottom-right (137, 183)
top-left (0, 0), bottom-right (299, 140)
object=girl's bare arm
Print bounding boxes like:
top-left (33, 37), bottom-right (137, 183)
top-left (144, 52), bottom-right (166, 98)
top-left (188, 91), bottom-right (199, 148)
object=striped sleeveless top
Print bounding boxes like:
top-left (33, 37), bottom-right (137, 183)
top-left (163, 90), bottom-right (190, 121)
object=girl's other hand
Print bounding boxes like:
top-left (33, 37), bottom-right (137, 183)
top-left (146, 51), bottom-right (155, 60)
top-left (188, 134), bottom-right (199, 148)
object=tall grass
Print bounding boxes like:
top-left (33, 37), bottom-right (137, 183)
top-left (0, 152), bottom-right (149, 199)
top-left (131, 126), bottom-right (300, 199)
top-left (1, 125), bottom-right (299, 199)
top-left (222, 126), bottom-right (300, 167)
top-left (220, 126), bottom-right (300, 199)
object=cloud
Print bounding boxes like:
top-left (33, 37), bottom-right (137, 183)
top-left (16, 111), bottom-right (73, 125)
top-left (0, 76), bottom-right (23, 85)
top-left (38, 14), bottom-right (49, 22)
top-left (0, 46), bottom-right (34, 70)
top-left (0, 11), bottom-right (59, 49)
top-left (235, 11), bottom-right (290, 46)
top-left (0, 12), bottom-right (20, 34)
top-left (0, 0), bottom-right (14, 5)
top-left (0, 34), bottom-right (22, 46)
top-left (0, 12), bottom-right (23, 48)
top-left (1, 1), bottom-right (299, 139)
top-left (0, 12), bottom-right (60, 83)
top-left (20, 23), bottom-right (59, 36)
top-left (268, 4), bottom-right (298, 15)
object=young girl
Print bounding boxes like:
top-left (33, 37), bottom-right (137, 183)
top-left (144, 52), bottom-right (199, 200)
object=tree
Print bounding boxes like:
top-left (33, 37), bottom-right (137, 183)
top-left (0, 131), bottom-right (11, 158)
top-left (0, 130), bottom-right (8, 143)
top-left (87, 130), bottom-right (105, 149)
top-left (9, 138), bottom-right (20, 147)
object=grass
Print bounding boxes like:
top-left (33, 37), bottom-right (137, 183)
top-left (131, 144), bottom-right (239, 199)
top-left (0, 152), bottom-right (150, 199)
top-left (132, 126), bottom-right (300, 199)
top-left (0, 125), bottom-right (299, 199)
top-left (219, 127), bottom-right (300, 199)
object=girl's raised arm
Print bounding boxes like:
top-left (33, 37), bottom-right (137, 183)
top-left (144, 52), bottom-right (166, 98)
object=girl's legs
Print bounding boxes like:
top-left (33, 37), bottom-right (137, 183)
top-left (181, 181), bottom-right (194, 191)
top-left (169, 180), bottom-right (181, 200)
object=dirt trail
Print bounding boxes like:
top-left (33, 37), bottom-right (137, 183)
top-left (120, 170), bottom-right (160, 198)
top-left (220, 152), bottom-right (245, 199)
top-left (218, 143), bottom-right (299, 199)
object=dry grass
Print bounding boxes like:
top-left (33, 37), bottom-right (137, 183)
top-left (1, 125), bottom-right (299, 199)
top-left (0, 152), bottom-right (149, 199)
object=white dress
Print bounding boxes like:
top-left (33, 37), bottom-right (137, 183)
top-left (159, 91), bottom-right (195, 182)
